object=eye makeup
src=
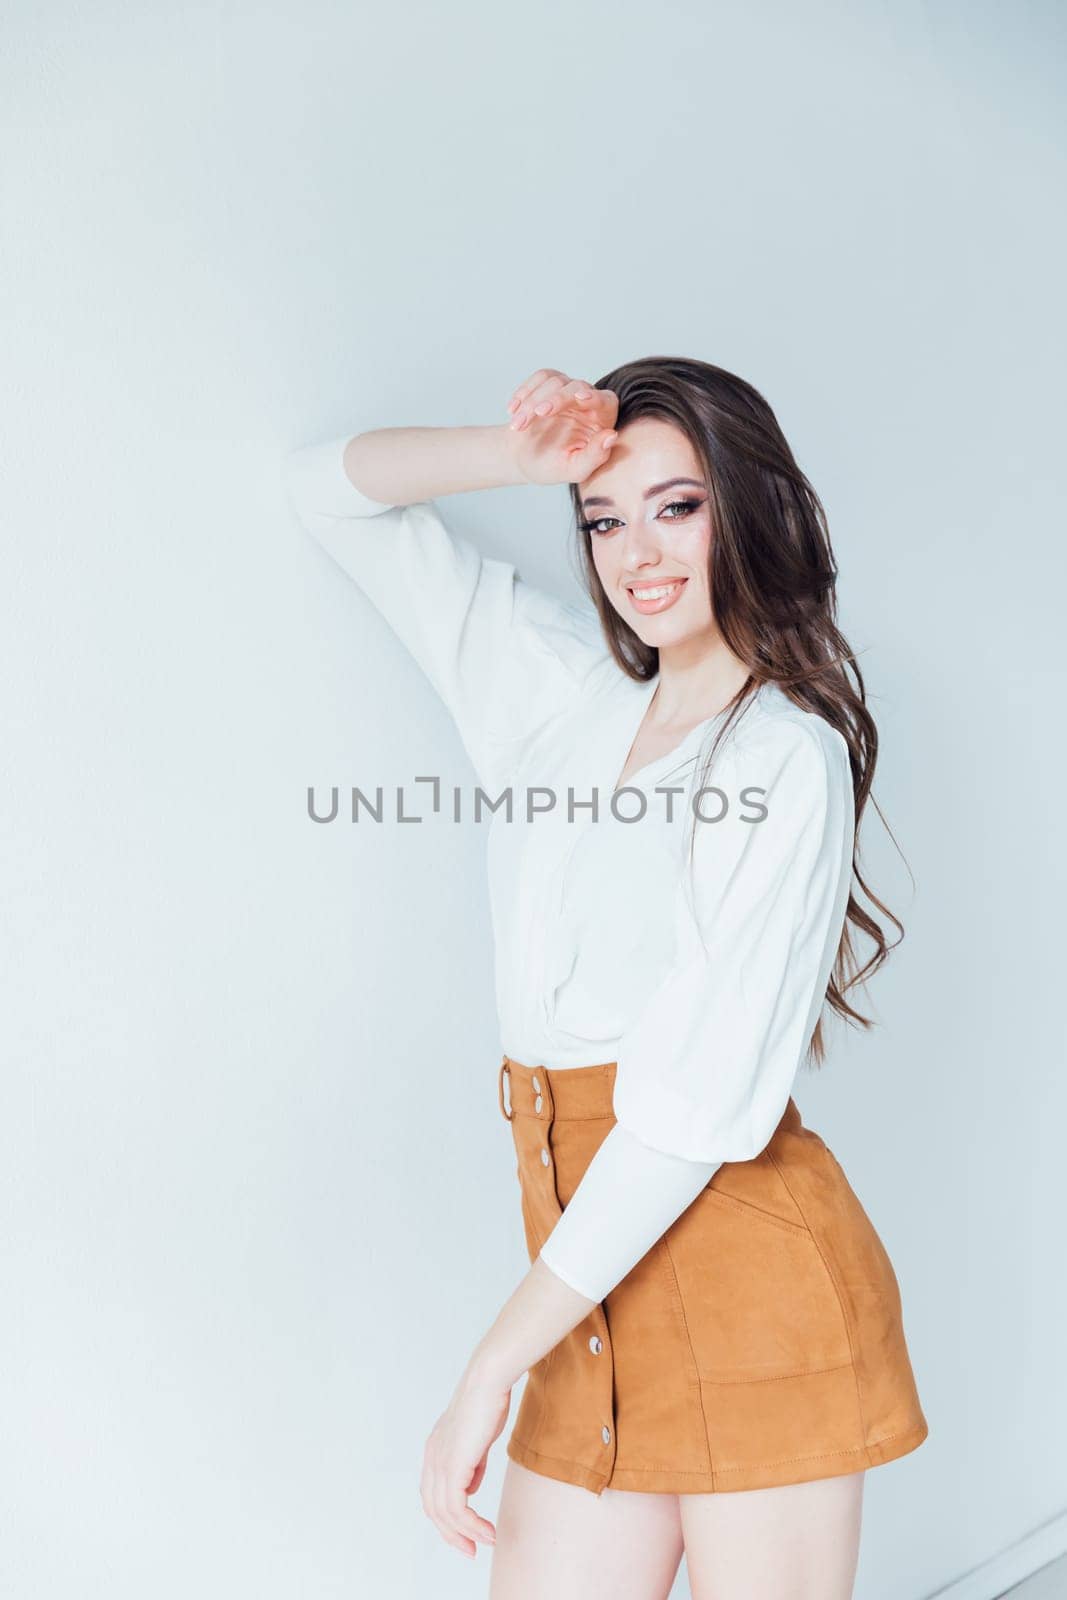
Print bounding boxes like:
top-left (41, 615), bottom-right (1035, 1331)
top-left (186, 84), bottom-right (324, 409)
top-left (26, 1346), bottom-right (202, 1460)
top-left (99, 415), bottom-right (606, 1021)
top-left (578, 496), bottom-right (705, 537)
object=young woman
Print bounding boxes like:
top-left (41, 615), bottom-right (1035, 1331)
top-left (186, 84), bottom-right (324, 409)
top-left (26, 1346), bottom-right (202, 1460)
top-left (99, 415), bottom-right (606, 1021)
top-left (283, 357), bottom-right (929, 1600)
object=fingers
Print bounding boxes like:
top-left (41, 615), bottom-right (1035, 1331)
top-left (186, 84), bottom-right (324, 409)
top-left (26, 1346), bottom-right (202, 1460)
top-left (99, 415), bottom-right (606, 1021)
top-left (508, 368), bottom-right (566, 425)
top-left (422, 1459), bottom-right (477, 1560)
top-left (510, 378), bottom-right (594, 432)
top-left (447, 1480), bottom-right (496, 1551)
top-left (507, 368), bottom-right (567, 421)
top-left (523, 377), bottom-right (590, 428)
top-left (568, 428), bottom-right (619, 482)
top-left (509, 372), bottom-right (573, 431)
top-left (437, 1466), bottom-right (479, 1560)
top-left (509, 376), bottom-right (618, 434)
top-left (420, 1444), bottom-right (497, 1561)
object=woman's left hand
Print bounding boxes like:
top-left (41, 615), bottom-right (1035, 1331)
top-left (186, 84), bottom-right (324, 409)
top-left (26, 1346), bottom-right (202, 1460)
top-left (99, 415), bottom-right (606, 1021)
top-left (420, 1364), bottom-right (509, 1559)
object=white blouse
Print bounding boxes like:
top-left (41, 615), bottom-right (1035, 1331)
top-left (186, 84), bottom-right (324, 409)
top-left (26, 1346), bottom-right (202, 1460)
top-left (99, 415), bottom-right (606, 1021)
top-left (283, 434), bottom-right (856, 1304)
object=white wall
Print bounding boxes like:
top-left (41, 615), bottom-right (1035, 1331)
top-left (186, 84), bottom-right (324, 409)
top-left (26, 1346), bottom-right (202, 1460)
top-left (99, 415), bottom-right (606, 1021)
top-left (3, 3), bottom-right (1064, 1596)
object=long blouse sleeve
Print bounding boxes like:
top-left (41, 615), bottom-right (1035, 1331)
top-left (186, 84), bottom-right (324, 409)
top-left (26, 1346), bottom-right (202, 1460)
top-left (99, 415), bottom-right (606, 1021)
top-left (535, 712), bottom-right (854, 1302)
top-left (612, 715), bottom-right (854, 1162)
top-left (537, 1124), bottom-right (721, 1301)
top-left (282, 433), bottom-right (606, 793)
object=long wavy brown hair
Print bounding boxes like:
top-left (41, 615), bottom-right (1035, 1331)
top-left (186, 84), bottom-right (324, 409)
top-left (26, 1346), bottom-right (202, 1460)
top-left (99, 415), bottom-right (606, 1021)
top-left (567, 354), bottom-right (905, 1063)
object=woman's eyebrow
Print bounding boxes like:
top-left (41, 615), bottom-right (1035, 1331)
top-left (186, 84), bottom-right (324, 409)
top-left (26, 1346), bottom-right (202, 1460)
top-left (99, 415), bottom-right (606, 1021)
top-left (580, 477), bottom-right (706, 510)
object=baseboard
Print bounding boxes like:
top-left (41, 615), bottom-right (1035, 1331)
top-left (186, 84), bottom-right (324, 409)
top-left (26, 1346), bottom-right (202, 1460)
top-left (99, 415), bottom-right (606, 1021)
top-left (923, 1508), bottom-right (1067, 1599)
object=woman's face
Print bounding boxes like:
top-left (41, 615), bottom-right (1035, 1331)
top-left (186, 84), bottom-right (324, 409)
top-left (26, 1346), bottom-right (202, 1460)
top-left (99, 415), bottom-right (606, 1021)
top-left (579, 417), bottom-right (715, 650)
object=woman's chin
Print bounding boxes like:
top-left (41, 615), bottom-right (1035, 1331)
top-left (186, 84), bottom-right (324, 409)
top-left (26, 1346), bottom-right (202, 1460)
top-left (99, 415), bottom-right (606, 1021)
top-left (628, 610), bottom-right (707, 649)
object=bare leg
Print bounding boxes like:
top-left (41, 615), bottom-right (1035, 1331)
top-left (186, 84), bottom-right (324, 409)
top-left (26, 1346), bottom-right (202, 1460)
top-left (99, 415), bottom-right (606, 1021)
top-left (490, 1459), bottom-right (685, 1600)
top-left (680, 1470), bottom-right (866, 1600)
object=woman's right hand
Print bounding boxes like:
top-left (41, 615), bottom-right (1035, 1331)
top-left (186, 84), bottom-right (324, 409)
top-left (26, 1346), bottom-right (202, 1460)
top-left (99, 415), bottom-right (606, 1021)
top-left (505, 369), bottom-right (619, 487)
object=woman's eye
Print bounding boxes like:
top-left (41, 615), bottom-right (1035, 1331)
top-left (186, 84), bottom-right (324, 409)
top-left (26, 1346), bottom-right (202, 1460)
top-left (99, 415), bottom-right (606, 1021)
top-left (579, 499), bottom-right (703, 537)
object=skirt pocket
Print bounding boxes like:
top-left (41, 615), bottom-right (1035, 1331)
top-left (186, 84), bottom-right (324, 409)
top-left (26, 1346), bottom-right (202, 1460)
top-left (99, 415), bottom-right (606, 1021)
top-left (702, 1149), bottom-right (813, 1234)
top-left (665, 1186), bottom-right (854, 1383)
top-left (697, 1185), bottom-right (813, 1239)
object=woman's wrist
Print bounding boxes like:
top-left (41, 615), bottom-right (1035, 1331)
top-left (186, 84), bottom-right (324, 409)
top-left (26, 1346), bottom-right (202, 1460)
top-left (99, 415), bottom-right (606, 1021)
top-left (342, 422), bottom-right (530, 506)
top-left (464, 1257), bottom-right (599, 1393)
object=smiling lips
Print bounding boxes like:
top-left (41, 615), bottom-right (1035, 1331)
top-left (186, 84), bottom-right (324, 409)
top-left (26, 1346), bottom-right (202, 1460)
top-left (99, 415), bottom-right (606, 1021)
top-left (626, 577), bottom-right (688, 615)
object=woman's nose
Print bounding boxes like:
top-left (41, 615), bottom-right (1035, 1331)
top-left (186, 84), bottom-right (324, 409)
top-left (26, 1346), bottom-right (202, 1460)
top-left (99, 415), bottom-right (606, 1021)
top-left (618, 524), bottom-right (664, 568)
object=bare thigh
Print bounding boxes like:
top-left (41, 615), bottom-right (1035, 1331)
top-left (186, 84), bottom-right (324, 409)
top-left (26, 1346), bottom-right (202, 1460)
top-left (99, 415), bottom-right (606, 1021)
top-left (680, 1470), bottom-right (866, 1600)
top-left (489, 1459), bottom-right (685, 1600)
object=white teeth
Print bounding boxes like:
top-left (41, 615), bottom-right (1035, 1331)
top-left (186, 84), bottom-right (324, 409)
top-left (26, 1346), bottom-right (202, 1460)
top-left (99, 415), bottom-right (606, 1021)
top-left (631, 582), bottom-right (683, 601)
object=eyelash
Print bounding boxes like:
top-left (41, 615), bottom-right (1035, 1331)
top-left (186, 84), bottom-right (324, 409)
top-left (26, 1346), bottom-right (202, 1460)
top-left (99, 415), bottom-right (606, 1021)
top-left (577, 498), bottom-right (704, 537)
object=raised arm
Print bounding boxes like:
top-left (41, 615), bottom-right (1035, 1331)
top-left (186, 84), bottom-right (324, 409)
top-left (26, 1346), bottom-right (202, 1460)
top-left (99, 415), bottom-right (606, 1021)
top-left (337, 423), bottom-right (526, 506)
top-left (283, 421), bottom-right (609, 792)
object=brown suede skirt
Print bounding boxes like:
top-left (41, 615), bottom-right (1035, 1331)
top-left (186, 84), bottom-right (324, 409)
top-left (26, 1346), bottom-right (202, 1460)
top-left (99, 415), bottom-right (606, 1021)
top-left (498, 1054), bottom-right (929, 1497)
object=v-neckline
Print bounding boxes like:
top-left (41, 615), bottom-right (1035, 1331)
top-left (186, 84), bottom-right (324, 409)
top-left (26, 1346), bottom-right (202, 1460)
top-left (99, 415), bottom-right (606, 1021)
top-left (610, 677), bottom-right (724, 797)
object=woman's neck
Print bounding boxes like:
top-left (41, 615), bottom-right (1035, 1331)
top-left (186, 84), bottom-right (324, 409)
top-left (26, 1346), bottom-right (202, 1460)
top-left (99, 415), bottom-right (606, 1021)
top-left (650, 638), bottom-right (752, 729)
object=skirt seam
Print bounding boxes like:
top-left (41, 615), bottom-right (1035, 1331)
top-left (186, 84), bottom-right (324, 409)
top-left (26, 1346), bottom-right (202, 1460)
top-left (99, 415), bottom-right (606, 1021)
top-left (508, 1436), bottom-right (606, 1487)
top-left (709, 1422), bottom-right (928, 1475)
top-left (700, 1186), bottom-right (813, 1238)
top-left (867, 1421), bottom-right (929, 1449)
top-left (509, 1437), bottom-right (598, 1474)
top-left (660, 1233), bottom-right (716, 1489)
top-left (863, 1427), bottom-right (921, 1452)
top-left (711, 1442), bottom-right (871, 1473)
top-left (512, 1425), bottom-right (927, 1489)
top-left (697, 1359), bottom-right (854, 1386)
top-left (766, 1148), bottom-right (871, 1448)
top-left (511, 1110), bottom-right (615, 1123)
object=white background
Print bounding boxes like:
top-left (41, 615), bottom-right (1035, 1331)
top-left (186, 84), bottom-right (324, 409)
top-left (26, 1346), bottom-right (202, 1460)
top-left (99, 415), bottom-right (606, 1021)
top-left (3, 2), bottom-right (1065, 1596)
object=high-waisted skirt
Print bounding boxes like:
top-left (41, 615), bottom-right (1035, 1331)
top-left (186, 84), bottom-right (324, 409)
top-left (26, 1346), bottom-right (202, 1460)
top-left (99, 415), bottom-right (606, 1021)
top-left (498, 1054), bottom-right (929, 1497)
